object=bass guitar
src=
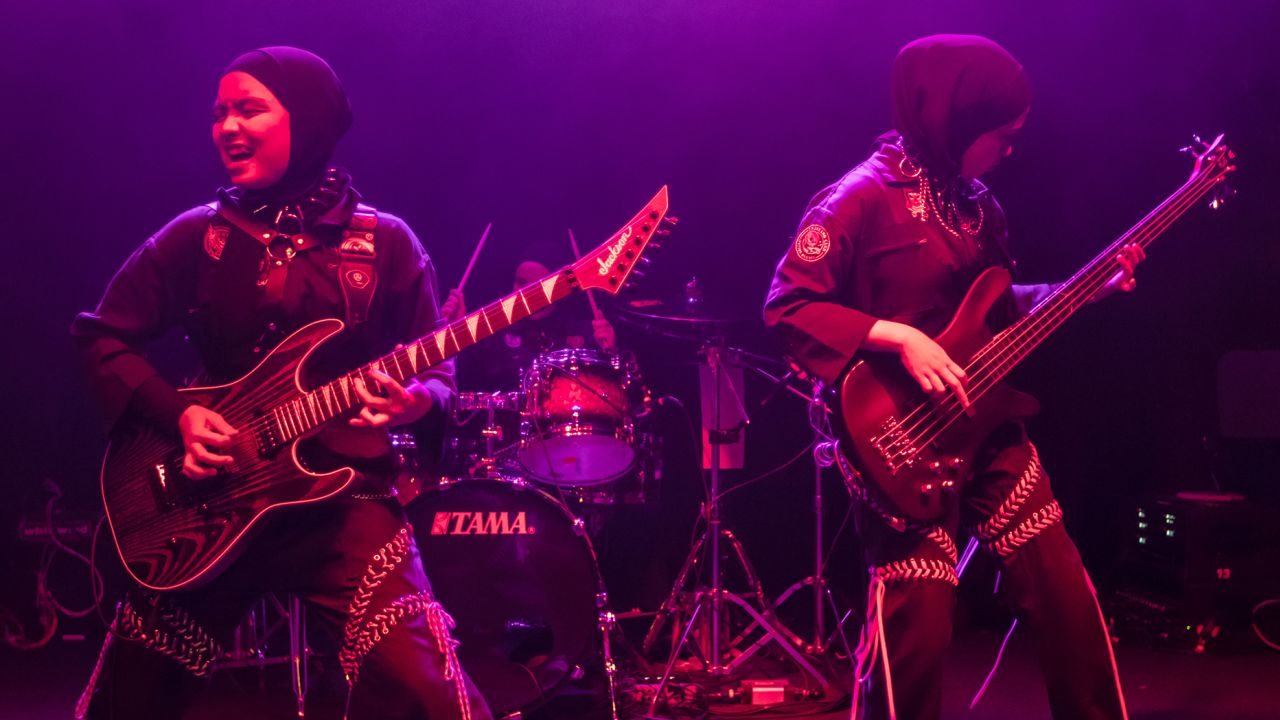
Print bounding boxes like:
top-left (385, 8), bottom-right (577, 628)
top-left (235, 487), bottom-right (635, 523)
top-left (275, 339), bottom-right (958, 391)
top-left (102, 187), bottom-right (673, 590)
top-left (834, 136), bottom-right (1235, 524)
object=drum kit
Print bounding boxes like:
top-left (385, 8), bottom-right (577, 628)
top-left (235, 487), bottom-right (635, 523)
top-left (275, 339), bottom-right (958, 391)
top-left (397, 288), bottom-right (852, 719)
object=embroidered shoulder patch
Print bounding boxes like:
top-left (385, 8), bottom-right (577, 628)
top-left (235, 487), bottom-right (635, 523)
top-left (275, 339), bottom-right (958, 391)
top-left (793, 224), bottom-right (831, 263)
top-left (203, 224), bottom-right (229, 261)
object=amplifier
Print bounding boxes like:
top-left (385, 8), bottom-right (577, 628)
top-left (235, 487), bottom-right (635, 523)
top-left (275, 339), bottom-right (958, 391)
top-left (1110, 492), bottom-right (1279, 652)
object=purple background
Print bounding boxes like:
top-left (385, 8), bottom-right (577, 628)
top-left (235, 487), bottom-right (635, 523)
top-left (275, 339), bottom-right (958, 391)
top-left (2, 1), bottom-right (1278, 604)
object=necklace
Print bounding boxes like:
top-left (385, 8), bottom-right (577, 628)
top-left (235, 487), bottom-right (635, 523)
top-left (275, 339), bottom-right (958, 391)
top-left (896, 140), bottom-right (985, 241)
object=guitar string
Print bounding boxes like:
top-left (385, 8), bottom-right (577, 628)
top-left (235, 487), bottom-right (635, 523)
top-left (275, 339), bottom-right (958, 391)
top-left (880, 167), bottom-right (1224, 466)
top-left (890, 167), bottom-right (1222, 460)
top-left (888, 162), bottom-right (1221, 446)
top-left (884, 167), bottom-right (1217, 450)
top-left (231, 278), bottom-right (580, 444)
top-left (874, 163), bottom-right (1224, 464)
top-left (905, 164), bottom-right (1225, 449)
top-left (875, 170), bottom-right (1212, 457)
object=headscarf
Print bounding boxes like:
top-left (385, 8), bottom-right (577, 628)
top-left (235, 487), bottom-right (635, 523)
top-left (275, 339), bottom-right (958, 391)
top-left (890, 35), bottom-right (1030, 179)
top-left (222, 46), bottom-right (352, 204)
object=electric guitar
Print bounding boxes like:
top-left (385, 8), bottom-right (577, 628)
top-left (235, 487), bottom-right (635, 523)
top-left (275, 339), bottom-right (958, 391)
top-left (834, 136), bottom-right (1236, 524)
top-left (102, 187), bottom-right (673, 590)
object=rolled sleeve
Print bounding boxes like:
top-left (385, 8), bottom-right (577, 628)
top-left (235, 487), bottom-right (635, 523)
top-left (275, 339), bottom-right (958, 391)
top-left (764, 202), bottom-right (876, 386)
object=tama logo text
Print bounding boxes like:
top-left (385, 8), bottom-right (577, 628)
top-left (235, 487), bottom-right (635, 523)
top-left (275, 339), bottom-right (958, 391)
top-left (431, 511), bottom-right (534, 535)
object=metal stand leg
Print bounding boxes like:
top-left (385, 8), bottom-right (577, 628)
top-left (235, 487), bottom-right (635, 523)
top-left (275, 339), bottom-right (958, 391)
top-left (289, 594), bottom-right (308, 718)
top-left (771, 447), bottom-right (852, 656)
top-left (598, 604), bottom-right (621, 720)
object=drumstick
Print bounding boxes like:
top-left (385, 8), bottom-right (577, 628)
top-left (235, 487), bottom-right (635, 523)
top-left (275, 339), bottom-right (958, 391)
top-left (456, 222), bottom-right (493, 293)
top-left (567, 228), bottom-right (603, 319)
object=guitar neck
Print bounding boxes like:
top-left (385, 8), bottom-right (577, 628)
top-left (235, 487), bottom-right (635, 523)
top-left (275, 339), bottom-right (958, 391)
top-left (972, 165), bottom-right (1227, 388)
top-left (264, 184), bottom-right (671, 442)
top-left (272, 270), bottom-right (582, 441)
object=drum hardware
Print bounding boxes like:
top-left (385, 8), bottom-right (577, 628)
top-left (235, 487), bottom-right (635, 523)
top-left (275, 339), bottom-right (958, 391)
top-left (767, 390), bottom-right (855, 656)
top-left (443, 391), bottom-right (523, 480)
top-left (642, 335), bottom-right (834, 712)
top-left (389, 431), bottom-right (428, 506)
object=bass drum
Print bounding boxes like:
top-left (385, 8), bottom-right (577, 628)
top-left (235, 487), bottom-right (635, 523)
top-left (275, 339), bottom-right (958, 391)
top-left (411, 479), bottom-right (602, 717)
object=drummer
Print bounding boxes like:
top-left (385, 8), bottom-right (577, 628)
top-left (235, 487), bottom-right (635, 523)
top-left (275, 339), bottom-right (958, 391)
top-left (441, 258), bottom-right (619, 390)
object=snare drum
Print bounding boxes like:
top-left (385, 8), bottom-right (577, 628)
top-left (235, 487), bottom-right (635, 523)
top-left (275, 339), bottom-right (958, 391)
top-left (518, 348), bottom-right (642, 487)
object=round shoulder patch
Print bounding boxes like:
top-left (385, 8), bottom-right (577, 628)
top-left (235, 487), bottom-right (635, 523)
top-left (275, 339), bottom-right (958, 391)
top-left (793, 224), bottom-right (831, 263)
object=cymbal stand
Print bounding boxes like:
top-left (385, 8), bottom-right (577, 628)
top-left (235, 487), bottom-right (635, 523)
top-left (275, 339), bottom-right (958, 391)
top-left (643, 340), bottom-right (831, 714)
top-left (769, 388), bottom-right (854, 656)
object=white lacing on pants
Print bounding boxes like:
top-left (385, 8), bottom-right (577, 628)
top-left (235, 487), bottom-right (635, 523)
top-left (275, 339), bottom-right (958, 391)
top-left (338, 523), bottom-right (473, 720)
top-left (850, 526), bottom-right (958, 720)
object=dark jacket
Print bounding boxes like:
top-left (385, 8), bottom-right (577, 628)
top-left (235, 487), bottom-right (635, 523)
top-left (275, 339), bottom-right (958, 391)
top-left (71, 191), bottom-right (454, 471)
top-left (764, 135), bottom-right (1016, 385)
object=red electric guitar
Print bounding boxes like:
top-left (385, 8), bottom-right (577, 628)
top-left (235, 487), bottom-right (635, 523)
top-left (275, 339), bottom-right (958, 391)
top-left (102, 186), bottom-right (672, 591)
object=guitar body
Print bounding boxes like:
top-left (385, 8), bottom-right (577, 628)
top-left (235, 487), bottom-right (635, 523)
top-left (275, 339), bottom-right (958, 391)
top-left (102, 318), bottom-right (355, 591)
top-left (835, 267), bottom-right (1040, 523)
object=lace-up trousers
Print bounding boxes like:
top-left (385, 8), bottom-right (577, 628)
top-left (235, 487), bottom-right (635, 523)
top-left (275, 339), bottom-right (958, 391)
top-left (856, 424), bottom-right (1127, 720)
top-left (81, 497), bottom-right (491, 720)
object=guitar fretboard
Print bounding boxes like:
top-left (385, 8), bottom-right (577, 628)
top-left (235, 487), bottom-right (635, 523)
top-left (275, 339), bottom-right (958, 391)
top-left (269, 270), bottom-right (580, 442)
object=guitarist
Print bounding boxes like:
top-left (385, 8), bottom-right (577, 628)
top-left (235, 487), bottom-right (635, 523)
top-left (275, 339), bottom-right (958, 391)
top-left (71, 48), bottom-right (490, 719)
top-left (764, 35), bottom-right (1140, 719)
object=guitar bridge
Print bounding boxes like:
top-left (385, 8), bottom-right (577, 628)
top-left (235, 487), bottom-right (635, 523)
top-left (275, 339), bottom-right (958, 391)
top-left (870, 417), bottom-right (919, 475)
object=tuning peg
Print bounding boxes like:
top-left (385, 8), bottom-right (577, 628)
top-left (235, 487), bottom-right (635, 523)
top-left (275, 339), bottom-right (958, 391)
top-left (655, 228), bottom-right (672, 237)
top-left (1209, 184), bottom-right (1237, 210)
top-left (1179, 144), bottom-right (1198, 156)
top-left (664, 216), bottom-right (680, 226)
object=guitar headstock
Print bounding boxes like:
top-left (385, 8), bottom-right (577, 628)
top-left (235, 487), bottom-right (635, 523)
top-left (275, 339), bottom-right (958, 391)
top-left (1182, 134), bottom-right (1237, 207)
top-left (573, 186), bottom-right (673, 294)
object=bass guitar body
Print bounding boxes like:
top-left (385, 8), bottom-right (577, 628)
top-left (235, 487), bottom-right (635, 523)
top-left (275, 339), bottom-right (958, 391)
top-left (834, 268), bottom-right (1039, 524)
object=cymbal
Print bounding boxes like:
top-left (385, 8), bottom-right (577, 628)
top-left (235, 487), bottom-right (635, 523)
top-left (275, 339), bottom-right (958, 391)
top-left (617, 298), bottom-right (748, 328)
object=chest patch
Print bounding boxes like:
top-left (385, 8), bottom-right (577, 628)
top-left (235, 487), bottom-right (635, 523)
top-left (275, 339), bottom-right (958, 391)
top-left (203, 224), bottom-right (229, 261)
top-left (793, 224), bottom-right (831, 263)
top-left (344, 268), bottom-right (372, 290)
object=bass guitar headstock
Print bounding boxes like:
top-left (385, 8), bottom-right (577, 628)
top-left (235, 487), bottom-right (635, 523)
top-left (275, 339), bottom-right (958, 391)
top-left (1181, 133), bottom-right (1237, 208)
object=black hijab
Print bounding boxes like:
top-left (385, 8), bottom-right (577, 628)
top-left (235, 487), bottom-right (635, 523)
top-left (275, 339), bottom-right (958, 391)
top-left (222, 47), bottom-right (352, 204)
top-left (890, 35), bottom-right (1030, 179)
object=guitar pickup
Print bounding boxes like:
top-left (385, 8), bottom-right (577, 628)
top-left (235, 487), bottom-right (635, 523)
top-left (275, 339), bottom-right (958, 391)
top-left (149, 459), bottom-right (181, 511)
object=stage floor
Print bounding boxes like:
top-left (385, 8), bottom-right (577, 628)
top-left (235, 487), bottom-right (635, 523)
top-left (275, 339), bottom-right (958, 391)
top-left (5, 625), bottom-right (1279, 719)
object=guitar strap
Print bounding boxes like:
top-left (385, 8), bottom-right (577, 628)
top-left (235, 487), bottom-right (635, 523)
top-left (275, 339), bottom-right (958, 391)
top-left (338, 203), bottom-right (379, 326)
top-left (208, 201), bottom-right (379, 326)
